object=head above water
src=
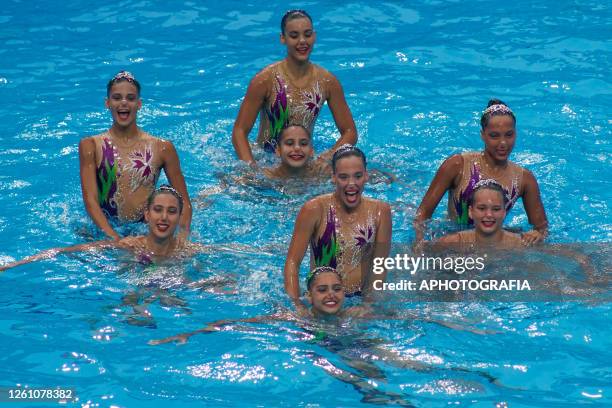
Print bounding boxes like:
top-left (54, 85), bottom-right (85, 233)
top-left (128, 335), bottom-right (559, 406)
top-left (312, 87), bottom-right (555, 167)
top-left (278, 124), bottom-right (311, 143)
top-left (468, 179), bottom-right (507, 208)
top-left (280, 9), bottom-right (313, 34)
top-left (480, 99), bottom-right (516, 130)
top-left (331, 144), bottom-right (367, 173)
top-left (147, 184), bottom-right (184, 214)
top-left (107, 71), bottom-right (141, 97)
top-left (306, 266), bottom-right (345, 315)
top-left (306, 266), bottom-right (342, 290)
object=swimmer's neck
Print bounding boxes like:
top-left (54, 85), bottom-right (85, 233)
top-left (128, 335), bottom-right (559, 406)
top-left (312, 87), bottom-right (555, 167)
top-left (311, 308), bottom-right (342, 321)
top-left (482, 150), bottom-right (509, 168)
top-left (273, 162), bottom-right (310, 178)
top-left (145, 234), bottom-right (177, 257)
top-left (110, 123), bottom-right (140, 141)
top-left (282, 57), bottom-right (312, 77)
top-left (474, 229), bottom-right (505, 245)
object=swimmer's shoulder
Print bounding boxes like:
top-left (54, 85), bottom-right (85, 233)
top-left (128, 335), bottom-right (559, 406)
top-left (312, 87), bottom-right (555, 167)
top-left (302, 193), bottom-right (330, 213)
top-left (78, 132), bottom-right (108, 156)
top-left (364, 197), bottom-right (391, 214)
top-left (502, 230), bottom-right (523, 247)
top-left (253, 61), bottom-right (280, 81)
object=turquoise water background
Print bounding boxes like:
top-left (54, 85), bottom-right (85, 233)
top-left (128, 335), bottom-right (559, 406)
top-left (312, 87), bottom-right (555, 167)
top-left (0, 1), bottom-right (610, 406)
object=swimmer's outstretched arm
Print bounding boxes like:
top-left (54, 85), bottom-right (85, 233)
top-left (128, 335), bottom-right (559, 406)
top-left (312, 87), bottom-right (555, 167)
top-left (148, 312), bottom-right (292, 345)
top-left (0, 240), bottom-right (119, 272)
top-left (232, 71), bottom-right (268, 164)
top-left (284, 199), bottom-right (321, 312)
top-left (79, 137), bottom-right (121, 241)
top-left (520, 169), bottom-right (548, 245)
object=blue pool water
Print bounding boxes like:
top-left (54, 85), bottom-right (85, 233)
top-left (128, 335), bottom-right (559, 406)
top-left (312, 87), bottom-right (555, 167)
top-left (0, 0), bottom-right (610, 406)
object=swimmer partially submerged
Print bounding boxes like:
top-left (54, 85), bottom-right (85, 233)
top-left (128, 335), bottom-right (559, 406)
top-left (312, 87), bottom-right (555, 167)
top-left (150, 267), bottom-right (503, 405)
top-left (79, 71), bottom-right (192, 240)
top-left (1, 186), bottom-right (231, 272)
top-left (436, 179), bottom-right (523, 248)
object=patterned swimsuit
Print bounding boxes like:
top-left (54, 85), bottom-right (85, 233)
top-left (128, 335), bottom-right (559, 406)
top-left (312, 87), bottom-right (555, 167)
top-left (450, 152), bottom-right (523, 226)
top-left (259, 63), bottom-right (327, 152)
top-left (310, 202), bottom-right (377, 278)
top-left (95, 133), bottom-right (160, 219)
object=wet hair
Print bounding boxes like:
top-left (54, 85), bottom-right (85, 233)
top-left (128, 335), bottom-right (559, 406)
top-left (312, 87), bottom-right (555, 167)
top-left (480, 99), bottom-right (516, 129)
top-left (278, 124), bottom-right (311, 143)
top-left (468, 179), bottom-right (508, 208)
top-left (147, 184), bottom-right (184, 214)
top-left (280, 9), bottom-right (313, 34)
top-left (331, 144), bottom-right (367, 173)
top-left (107, 70), bottom-right (141, 96)
top-left (306, 266), bottom-right (342, 290)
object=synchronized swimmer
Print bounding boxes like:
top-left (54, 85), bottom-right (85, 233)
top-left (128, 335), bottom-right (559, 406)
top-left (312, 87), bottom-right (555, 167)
top-left (79, 71), bottom-right (192, 240)
top-left (231, 10), bottom-right (357, 166)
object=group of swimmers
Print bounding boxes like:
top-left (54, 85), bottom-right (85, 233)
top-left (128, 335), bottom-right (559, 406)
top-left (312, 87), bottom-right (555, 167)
top-left (1, 10), bottom-right (550, 311)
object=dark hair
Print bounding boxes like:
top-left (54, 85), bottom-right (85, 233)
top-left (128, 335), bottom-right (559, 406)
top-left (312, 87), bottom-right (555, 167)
top-left (480, 99), bottom-right (516, 129)
top-left (278, 124), bottom-right (311, 143)
top-left (468, 179), bottom-right (508, 207)
top-left (147, 184), bottom-right (184, 214)
top-left (306, 266), bottom-right (342, 290)
top-left (331, 144), bottom-right (367, 173)
top-left (280, 9), bottom-right (313, 34)
top-left (107, 71), bottom-right (141, 96)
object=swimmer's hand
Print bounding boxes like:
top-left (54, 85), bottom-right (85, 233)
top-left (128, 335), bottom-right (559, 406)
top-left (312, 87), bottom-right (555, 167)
top-left (148, 325), bottom-right (220, 346)
top-left (521, 230), bottom-right (545, 246)
top-left (149, 334), bottom-right (191, 345)
top-left (312, 155), bottom-right (332, 176)
top-left (343, 305), bottom-right (373, 318)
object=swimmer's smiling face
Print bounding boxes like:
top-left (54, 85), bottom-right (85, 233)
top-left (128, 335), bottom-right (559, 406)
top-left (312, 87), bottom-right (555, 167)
top-left (106, 81), bottom-right (141, 128)
top-left (281, 17), bottom-right (315, 62)
top-left (145, 193), bottom-right (181, 241)
top-left (307, 271), bottom-right (345, 315)
top-left (332, 155), bottom-right (368, 210)
top-left (481, 115), bottom-right (516, 163)
top-left (469, 188), bottom-right (506, 236)
top-left (276, 126), bottom-right (313, 168)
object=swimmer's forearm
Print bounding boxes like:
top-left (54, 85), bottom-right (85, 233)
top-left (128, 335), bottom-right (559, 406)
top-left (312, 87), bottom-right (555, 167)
top-left (232, 130), bottom-right (255, 163)
top-left (84, 200), bottom-right (120, 240)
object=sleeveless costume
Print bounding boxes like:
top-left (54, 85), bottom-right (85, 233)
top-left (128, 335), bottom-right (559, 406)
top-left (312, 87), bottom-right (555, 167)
top-left (258, 62), bottom-right (328, 152)
top-left (310, 197), bottom-right (377, 294)
top-left (449, 152), bottom-right (523, 226)
top-left (95, 132), bottom-right (161, 220)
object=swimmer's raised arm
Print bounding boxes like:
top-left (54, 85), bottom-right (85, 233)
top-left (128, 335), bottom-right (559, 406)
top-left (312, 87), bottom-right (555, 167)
top-left (413, 154), bottom-right (463, 243)
top-left (284, 199), bottom-right (321, 307)
top-left (0, 240), bottom-right (119, 272)
top-left (232, 71), bottom-right (269, 164)
top-left (520, 169), bottom-right (548, 245)
top-left (160, 140), bottom-right (192, 235)
top-left (79, 137), bottom-right (121, 241)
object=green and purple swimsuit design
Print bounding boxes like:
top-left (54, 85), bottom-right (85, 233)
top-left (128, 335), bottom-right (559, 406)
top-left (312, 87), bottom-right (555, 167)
top-left (261, 67), bottom-right (325, 152)
top-left (96, 137), bottom-right (119, 217)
